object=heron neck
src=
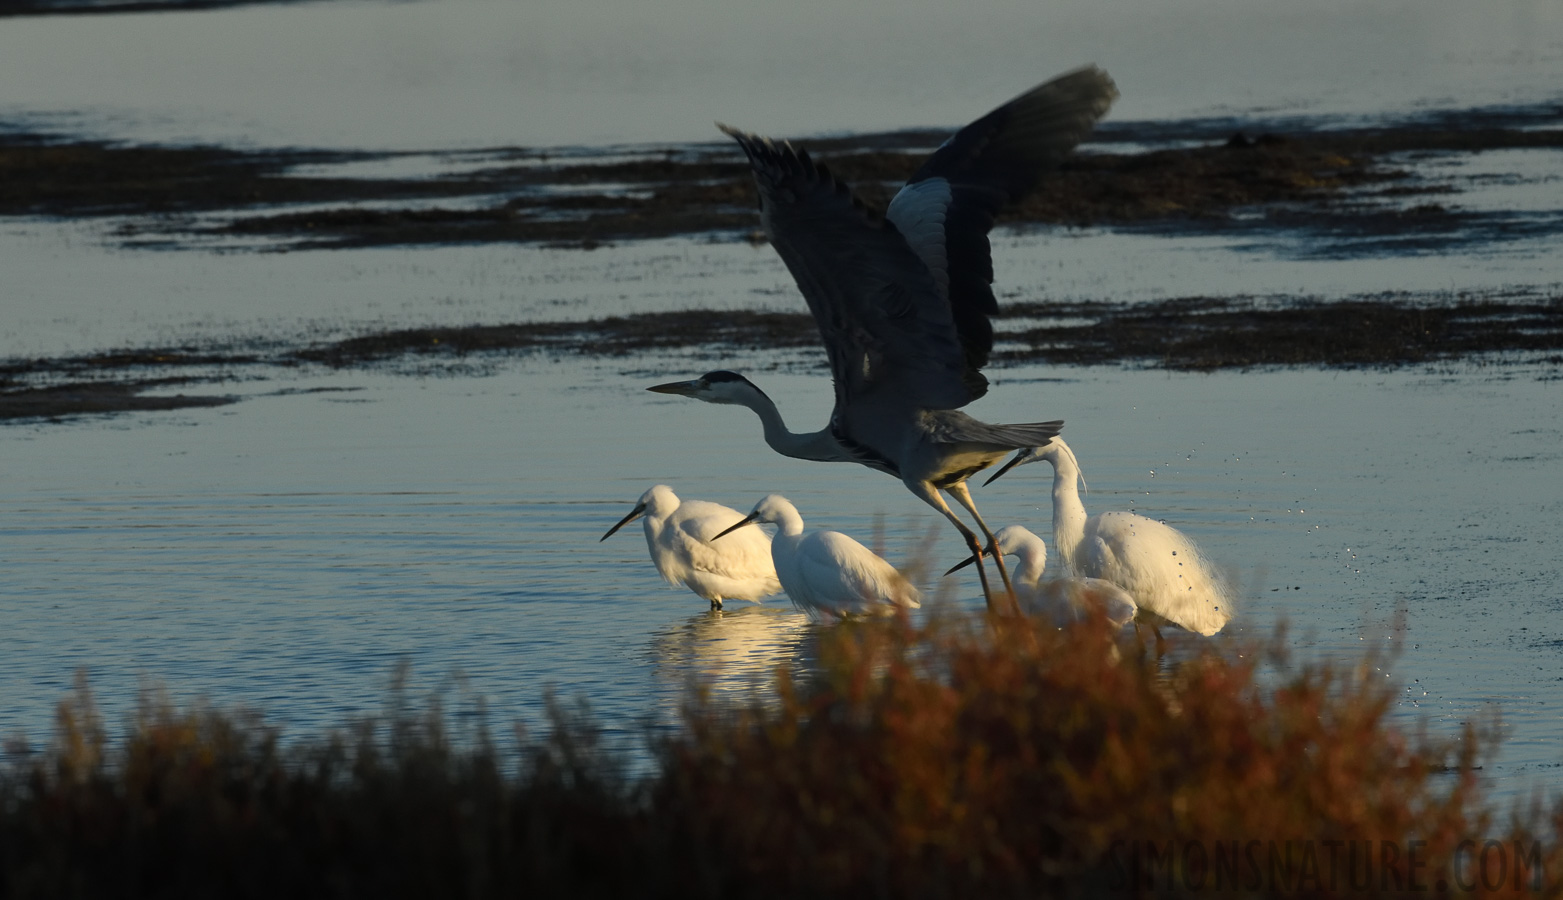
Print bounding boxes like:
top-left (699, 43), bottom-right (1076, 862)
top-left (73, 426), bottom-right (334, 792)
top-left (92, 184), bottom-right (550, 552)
top-left (738, 392), bottom-right (844, 463)
top-left (1048, 455), bottom-right (1089, 574)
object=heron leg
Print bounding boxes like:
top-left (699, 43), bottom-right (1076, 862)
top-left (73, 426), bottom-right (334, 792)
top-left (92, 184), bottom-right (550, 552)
top-left (943, 482), bottom-right (1018, 603)
top-left (906, 481), bottom-right (1011, 615)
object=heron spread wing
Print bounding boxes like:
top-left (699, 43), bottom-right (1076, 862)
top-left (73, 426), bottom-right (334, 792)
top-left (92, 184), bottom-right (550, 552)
top-left (886, 66), bottom-right (1119, 375)
top-left (720, 125), bottom-right (980, 412)
top-left (719, 68), bottom-right (1115, 415)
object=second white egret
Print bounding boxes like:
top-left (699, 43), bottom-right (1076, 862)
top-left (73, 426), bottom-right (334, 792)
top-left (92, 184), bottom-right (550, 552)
top-left (715, 494), bottom-right (921, 619)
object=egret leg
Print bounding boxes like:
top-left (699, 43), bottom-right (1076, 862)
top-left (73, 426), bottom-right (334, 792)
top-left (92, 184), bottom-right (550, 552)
top-left (943, 482), bottom-right (1018, 602)
top-left (907, 481), bottom-right (1013, 615)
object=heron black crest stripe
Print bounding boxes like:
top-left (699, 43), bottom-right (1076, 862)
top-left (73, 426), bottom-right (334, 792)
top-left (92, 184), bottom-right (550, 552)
top-left (702, 369), bottom-right (773, 403)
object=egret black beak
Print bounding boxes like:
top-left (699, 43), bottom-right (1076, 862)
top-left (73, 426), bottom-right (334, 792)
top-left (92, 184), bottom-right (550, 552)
top-left (712, 512), bottom-right (760, 541)
top-left (983, 449), bottom-right (1033, 486)
top-left (647, 379), bottom-right (700, 396)
top-left (944, 553), bottom-right (980, 577)
top-left (601, 503), bottom-right (647, 541)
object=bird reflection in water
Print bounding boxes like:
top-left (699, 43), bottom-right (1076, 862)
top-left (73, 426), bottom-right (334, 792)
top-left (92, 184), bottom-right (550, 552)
top-left (648, 604), bottom-right (817, 704)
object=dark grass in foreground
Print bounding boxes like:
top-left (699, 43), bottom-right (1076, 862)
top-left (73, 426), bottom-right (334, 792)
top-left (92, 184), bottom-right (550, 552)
top-left (3, 615), bottom-right (1559, 898)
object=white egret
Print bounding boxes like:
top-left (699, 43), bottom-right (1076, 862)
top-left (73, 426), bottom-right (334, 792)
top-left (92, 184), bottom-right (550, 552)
top-left (949, 524), bottom-right (1138, 628)
top-left (985, 439), bottom-right (1233, 638)
top-left (649, 67), bottom-right (1118, 613)
top-left (715, 494), bottom-right (921, 619)
top-left (601, 484), bottom-right (781, 609)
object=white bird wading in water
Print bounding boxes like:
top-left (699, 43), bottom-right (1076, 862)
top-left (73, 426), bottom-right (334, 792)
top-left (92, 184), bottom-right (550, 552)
top-left (715, 494), bottom-right (920, 619)
top-left (601, 484), bottom-right (782, 609)
top-left (948, 524), bottom-right (1138, 629)
top-left (648, 66), bottom-right (1118, 614)
top-left (985, 438), bottom-right (1234, 643)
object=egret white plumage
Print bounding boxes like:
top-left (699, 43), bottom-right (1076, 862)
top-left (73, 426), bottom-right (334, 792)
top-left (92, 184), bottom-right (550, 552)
top-left (601, 484), bottom-right (781, 609)
top-left (714, 494), bottom-right (921, 619)
top-left (649, 67), bottom-right (1118, 614)
top-left (949, 524), bottom-right (1138, 628)
top-left (985, 439), bottom-right (1233, 638)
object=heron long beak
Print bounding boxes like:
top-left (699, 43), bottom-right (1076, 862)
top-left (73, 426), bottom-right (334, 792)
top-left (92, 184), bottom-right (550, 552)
top-left (944, 554), bottom-right (980, 577)
top-left (711, 512), bottom-right (760, 541)
top-left (600, 503), bottom-right (647, 541)
top-left (647, 379), bottom-right (700, 396)
top-left (983, 449), bottom-right (1033, 486)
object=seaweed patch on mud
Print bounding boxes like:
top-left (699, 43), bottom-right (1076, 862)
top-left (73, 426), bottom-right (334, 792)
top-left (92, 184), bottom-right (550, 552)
top-left (5, 106), bottom-right (1563, 251)
top-left (294, 291), bottom-right (1563, 371)
top-left (995, 293), bottom-right (1563, 370)
top-left (0, 380), bottom-right (236, 420)
top-left (6, 292), bottom-right (1558, 422)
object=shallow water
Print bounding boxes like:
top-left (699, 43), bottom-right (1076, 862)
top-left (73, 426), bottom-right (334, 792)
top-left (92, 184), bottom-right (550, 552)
top-left (3, 0), bottom-right (1562, 809)
top-left (3, 355), bottom-right (1561, 800)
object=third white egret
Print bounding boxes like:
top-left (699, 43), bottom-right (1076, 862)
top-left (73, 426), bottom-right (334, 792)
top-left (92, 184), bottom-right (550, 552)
top-left (949, 524), bottom-right (1138, 628)
top-left (985, 439), bottom-right (1234, 638)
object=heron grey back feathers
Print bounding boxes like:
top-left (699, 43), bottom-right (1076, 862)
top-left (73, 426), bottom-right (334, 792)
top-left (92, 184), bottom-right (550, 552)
top-left (924, 410), bottom-right (1064, 450)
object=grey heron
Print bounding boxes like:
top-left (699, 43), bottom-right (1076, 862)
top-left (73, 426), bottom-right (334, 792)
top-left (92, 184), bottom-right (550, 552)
top-left (714, 494), bottom-right (921, 619)
top-left (984, 438), bottom-right (1235, 639)
top-left (649, 66), bottom-right (1118, 614)
top-left (948, 524), bottom-right (1138, 629)
top-left (601, 484), bottom-right (782, 609)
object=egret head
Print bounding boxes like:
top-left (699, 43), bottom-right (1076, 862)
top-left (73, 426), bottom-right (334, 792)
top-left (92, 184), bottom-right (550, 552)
top-left (944, 524), bottom-right (1045, 576)
top-left (712, 493), bottom-right (794, 540)
top-left (982, 436), bottom-right (1078, 486)
top-left (647, 370), bottom-right (771, 406)
top-left (993, 524), bottom-right (1045, 563)
top-left (601, 484), bottom-right (679, 541)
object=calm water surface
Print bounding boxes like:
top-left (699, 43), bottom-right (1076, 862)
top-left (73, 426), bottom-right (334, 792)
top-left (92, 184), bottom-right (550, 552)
top-left (2, 0), bottom-right (1560, 149)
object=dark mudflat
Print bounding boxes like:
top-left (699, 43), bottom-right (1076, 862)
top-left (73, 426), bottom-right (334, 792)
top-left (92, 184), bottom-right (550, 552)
top-left (0, 380), bottom-right (235, 420)
top-left (7, 292), bottom-right (1558, 422)
top-left (5, 106), bottom-right (1562, 251)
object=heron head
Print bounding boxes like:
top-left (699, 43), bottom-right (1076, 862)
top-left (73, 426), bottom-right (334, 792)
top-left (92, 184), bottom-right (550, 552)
top-left (647, 370), bottom-right (770, 406)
